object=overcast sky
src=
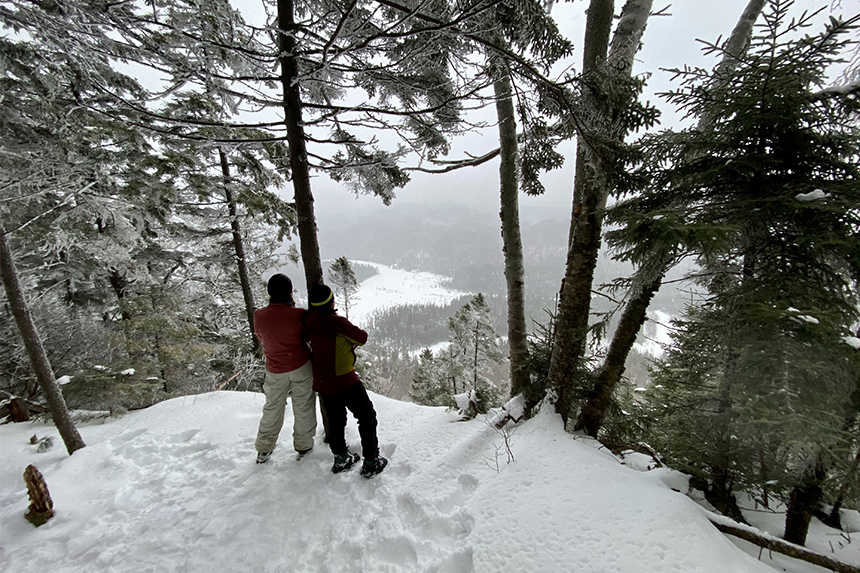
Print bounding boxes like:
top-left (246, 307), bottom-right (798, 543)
top-left (302, 0), bottom-right (859, 233)
top-left (227, 1), bottom-right (859, 248)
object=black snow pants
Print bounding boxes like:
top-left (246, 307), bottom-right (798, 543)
top-left (320, 381), bottom-right (379, 460)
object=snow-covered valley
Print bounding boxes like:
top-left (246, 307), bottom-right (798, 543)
top-left (344, 261), bottom-right (469, 326)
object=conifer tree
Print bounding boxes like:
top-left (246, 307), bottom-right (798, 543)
top-left (478, 0), bottom-right (572, 401)
top-left (548, 0), bottom-right (658, 425)
top-left (0, 1), bottom-right (292, 393)
top-left (328, 257), bottom-right (359, 320)
top-left (410, 349), bottom-right (454, 407)
top-left (443, 294), bottom-right (505, 414)
top-left (613, 2), bottom-right (860, 543)
top-left (120, 0), bottom-right (480, 292)
top-left (574, 0), bottom-right (768, 439)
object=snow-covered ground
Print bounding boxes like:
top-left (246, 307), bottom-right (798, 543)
top-left (346, 261), bottom-right (468, 325)
top-left (2, 392), bottom-right (856, 572)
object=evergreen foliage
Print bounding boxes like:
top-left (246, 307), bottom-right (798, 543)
top-left (447, 294), bottom-right (505, 387)
top-left (608, 1), bottom-right (860, 536)
top-left (409, 348), bottom-right (456, 408)
top-left (0, 0), bottom-right (293, 402)
top-left (328, 257), bottom-right (359, 320)
top-left (405, 294), bottom-right (506, 414)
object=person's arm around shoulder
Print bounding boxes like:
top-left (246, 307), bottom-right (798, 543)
top-left (334, 315), bottom-right (368, 346)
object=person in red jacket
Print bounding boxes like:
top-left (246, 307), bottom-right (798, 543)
top-left (253, 274), bottom-right (317, 464)
top-left (304, 284), bottom-right (387, 478)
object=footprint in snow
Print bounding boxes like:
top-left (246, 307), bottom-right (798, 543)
top-left (168, 429), bottom-right (201, 443)
top-left (110, 428), bottom-right (148, 445)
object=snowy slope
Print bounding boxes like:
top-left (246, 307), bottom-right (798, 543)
top-left (346, 261), bottom-right (468, 325)
top-left (2, 392), bottom-right (856, 572)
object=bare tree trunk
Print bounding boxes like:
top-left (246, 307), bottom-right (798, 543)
top-left (473, 321), bottom-right (480, 389)
top-left (710, 518), bottom-right (860, 573)
top-left (696, 0), bottom-right (766, 133)
top-left (575, 275), bottom-right (661, 436)
top-left (108, 268), bottom-right (132, 321)
top-left (824, 445), bottom-right (860, 529)
top-left (493, 68), bottom-right (530, 400)
top-left (0, 226), bottom-right (85, 455)
top-left (549, 0), bottom-right (615, 425)
top-left (570, 0), bottom-right (766, 436)
top-left (549, 0), bottom-right (653, 425)
top-left (218, 148), bottom-right (260, 355)
top-left (713, 0), bottom-right (766, 77)
top-left (277, 0), bottom-right (323, 293)
top-left (276, 3), bottom-right (328, 441)
top-left (784, 453), bottom-right (826, 546)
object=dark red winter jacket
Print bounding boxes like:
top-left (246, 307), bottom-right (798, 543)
top-left (304, 310), bottom-right (368, 394)
top-left (254, 303), bottom-right (311, 373)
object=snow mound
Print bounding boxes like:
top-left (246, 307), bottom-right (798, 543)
top-left (795, 189), bottom-right (831, 201)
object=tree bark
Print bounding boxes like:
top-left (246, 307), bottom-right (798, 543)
top-left (108, 268), bottom-right (132, 321)
top-left (824, 445), bottom-right (860, 529)
top-left (0, 225), bottom-right (85, 455)
top-left (575, 274), bottom-right (662, 436)
top-left (493, 68), bottom-right (530, 400)
top-left (275, 7), bottom-right (329, 440)
top-left (698, 0), bottom-right (766, 131)
top-left (706, 464), bottom-right (749, 524)
top-left (23, 465), bottom-right (54, 526)
top-left (709, 517), bottom-right (860, 573)
top-left (784, 454), bottom-right (826, 546)
top-left (570, 0), bottom-right (766, 437)
top-left (713, 0), bottom-right (766, 76)
top-left (218, 148), bottom-right (260, 355)
top-left (549, 0), bottom-right (652, 425)
top-left (277, 0), bottom-right (323, 294)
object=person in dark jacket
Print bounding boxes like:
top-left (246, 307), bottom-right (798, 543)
top-left (253, 274), bottom-right (317, 464)
top-left (304, 284), bottom-right (387, 478)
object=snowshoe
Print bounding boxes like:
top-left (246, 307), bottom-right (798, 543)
top-left (256, 451), bottom-right (272, 464)
top-left (331, 451), bottom-right (360, 474)
top-left (360, 456), bottom-right (388, 479)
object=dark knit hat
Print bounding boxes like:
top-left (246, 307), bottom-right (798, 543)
top-left (309, 283), bottom-right (334, 308)
top-left (267, 273), bottom-right (293, 303)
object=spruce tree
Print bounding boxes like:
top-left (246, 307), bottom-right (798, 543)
top-left (612, 1), bottom-right (860, 543)
top-left (328, 257), bottom-right (360, 320)
top-left (444, 294), bottom-right (505, 414)
top-left (410, 349), bottom-right (454, 408)
top-left (575, 0), bottom-right (768, 439)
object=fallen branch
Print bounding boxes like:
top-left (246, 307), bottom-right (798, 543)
top-left (0, 391), bottom-right (49, 423)
top-left (214, 367), bottom-right (246, 392)
top-left (707, 513), bottom-right (859, 573)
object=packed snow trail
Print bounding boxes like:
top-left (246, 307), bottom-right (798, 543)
top-left (1, 392), bottom-right (855, 572)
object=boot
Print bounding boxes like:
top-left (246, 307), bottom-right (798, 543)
top-left (360, 456), bottom-right (388, 479)
top-left (331, 451), bottom-right (360, 474)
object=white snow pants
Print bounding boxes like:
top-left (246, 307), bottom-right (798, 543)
top-left (255, 360), bottom-right (317, 453)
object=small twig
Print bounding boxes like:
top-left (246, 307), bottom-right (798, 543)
top-left (215, 367), bottom-right (246, 391)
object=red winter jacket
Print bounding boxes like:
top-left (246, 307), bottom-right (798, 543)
top-left (304, 310), bottom-right (368, 394)
top-left (254, 304), bottom-right (311, 373)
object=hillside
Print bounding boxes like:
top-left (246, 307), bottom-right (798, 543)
top-left (2, 392), bottom-right (857, 572)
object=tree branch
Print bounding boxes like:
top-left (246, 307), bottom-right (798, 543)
top-left (708, 515), bottom-right (860, 573)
